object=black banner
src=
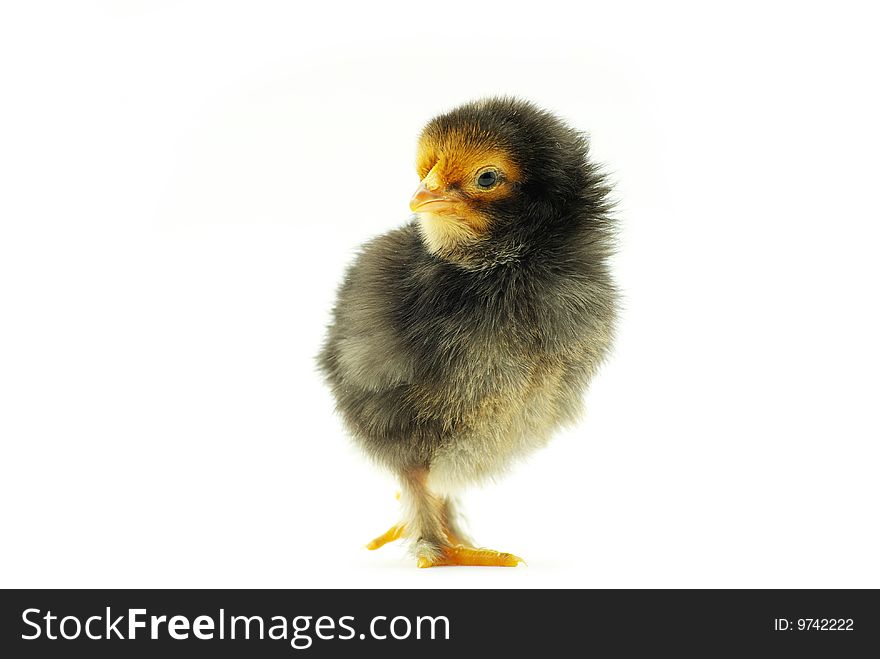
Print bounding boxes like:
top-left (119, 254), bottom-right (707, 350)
top-left (1, 589), bottom-right (877, 657)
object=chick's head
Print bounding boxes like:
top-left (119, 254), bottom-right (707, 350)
top-left (410, 97), bottom-right (599, 260)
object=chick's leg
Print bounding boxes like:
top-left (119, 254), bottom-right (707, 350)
top-left (440, 496), bottom-right (473, 547)
top-left (399, 468), bottom-right (448, 566)
top-left (364, 495), bottom-right (469, 549)
top-left (402, 470), bottom-right (522, 568)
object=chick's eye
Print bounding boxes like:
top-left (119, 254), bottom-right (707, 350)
top-left (476, 169), bottom-right (498, 189)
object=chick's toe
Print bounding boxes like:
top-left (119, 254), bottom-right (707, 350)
top-left (365, 524), bottom-right (406, 551)
top-left (417, 545), bottom-right (524, 569)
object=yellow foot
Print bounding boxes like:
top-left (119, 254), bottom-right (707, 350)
top-left (365, 524), bottom-right (405, 550)
top-left (417, 545), bottom-right (523, 568)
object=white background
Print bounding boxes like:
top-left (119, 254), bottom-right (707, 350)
top-left (1, 1), bottom-right (878, 589)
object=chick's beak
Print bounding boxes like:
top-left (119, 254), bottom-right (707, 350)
top-left (410, 183), bottom-right (453, 214)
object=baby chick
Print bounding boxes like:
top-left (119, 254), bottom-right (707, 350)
top-left (318, 98), bottom-right (616, 567)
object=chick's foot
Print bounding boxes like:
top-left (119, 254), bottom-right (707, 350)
top-left (417, 545), bottom-right (523, 568)
top-left (365, 524), bottom-right (406, 550)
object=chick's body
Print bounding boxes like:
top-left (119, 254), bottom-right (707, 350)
top-left (319, 98), bottom-right (616, 567)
